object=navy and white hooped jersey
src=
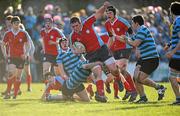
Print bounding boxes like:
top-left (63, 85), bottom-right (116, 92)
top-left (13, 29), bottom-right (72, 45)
top-left (56, 48), bottom-right (82, 76)
top-left (66, 61), bottom-right (91, 89)
top-left (171, 16), bottom-right (180, 59)
top-left (132, 25), bottom-right (159, 60)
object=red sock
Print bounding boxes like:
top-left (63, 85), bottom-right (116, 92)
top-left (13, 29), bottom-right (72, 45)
top-left (6, 77), bottom-right (14, 93)
top-left (14, 79), bottom-right (21, 97)
top-left (6, 77), bottom-right (15, 94)
top-left (125, 73), bottom-right (136, 92)
top-left (96, 80), bottom-right (104, 96)
top-left (26, 75), bottom-right (32, 89)
top-left (44, 80), bottom-right (48, 85)
top-left (123, 81), bottom-right (132, 91)
top-left (113, 80), bottom-right (119, 97)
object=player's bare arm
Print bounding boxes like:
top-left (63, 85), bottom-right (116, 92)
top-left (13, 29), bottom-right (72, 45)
top-left (166, 39), bottom-right (180, 59)
top-left (121, 35), bottom-right (142, 47)
top-left (82, 61), bottom-right (103, 69)
top-left (95, 1), bottom-right (111, 20)
top-left (57, 63), bottom-right (69, 80)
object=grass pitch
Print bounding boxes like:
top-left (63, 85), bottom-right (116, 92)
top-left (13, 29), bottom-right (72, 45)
top-left (0, 83), bottom-right (179, 116)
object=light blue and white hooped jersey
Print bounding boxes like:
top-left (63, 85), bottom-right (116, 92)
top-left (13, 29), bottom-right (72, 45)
top-left (66, 61), bottom-right (91, 89)
top-left (132, 25), bottom-right (159, 60)
top-left (171, 16), bottom-right (180, 59)
top-left (56, 48), bottom-right (82, 76)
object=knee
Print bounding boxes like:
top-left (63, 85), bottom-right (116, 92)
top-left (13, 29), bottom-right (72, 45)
top-left (43, 68), bottom-right (50, 75)
top-left (16, 77), bottom-right (21, 81)
top-left (169, 76), bottom-right (177, 84)
top-left (92, 66), bottom-right (102, 78)
top-left (7, 69), bottom-right (16, 78)
top-left (54, 68), bottom-right (60, 76)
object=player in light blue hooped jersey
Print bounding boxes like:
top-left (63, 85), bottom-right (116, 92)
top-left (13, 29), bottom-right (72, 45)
top-left (122, 15), bottom-right (166, 103)
top-left (165, 2), bottom-right (180, 105)
top-left (56, 38), bottom-right (83, 79)
top-left (61, 61), bottom-right (104, 101)
top-left (41, 61), bottom-right (103, 102)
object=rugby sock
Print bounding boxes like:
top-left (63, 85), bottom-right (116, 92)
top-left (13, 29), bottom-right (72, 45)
top-left (123, 81), bottom-right (132, 91)
top-left (44, 80), bottom-right (48, 85)
top-left (125, 73), bottom-right (136, 92)
top-left (6, 77), bottom-right (15, 94)
top-left (14, 79), bottom-right (21, 97)
top-left (96, 80), bottom-right (104, 96)
top-left (115, 74), bottom-right (132, 91)
top-left (26, 75), bottom-right (32, 89)
top-left (114, 76), bottom-right (124, 92)
top-left (113, 80), bottom-right (119, 97)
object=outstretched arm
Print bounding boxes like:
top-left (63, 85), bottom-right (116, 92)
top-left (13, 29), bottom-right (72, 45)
top-left (82, 61), bottom-right (103, 69)
top-left (95, 1), bottom-right (111, 20)
top-left (120, 35), bottom-right (142, 47)
top-left (57, 63), bottom-right (69, 80)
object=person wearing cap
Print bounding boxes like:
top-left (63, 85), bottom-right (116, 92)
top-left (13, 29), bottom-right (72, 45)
top-left (1, 16), bottom-right (33, 99)
top-left (40, 17), bottom-right (66, 82)
top-left (105, 5), bottom-right (137, 101)
top-left (165, 1), bottom-right (180, 105)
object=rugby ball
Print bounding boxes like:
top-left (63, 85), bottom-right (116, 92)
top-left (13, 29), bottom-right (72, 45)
top-left (73, 41), bottom-right (86, 52)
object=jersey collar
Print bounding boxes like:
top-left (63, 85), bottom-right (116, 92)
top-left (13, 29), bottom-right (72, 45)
top-left (110, 17), bottom-right (118, 25)
top-left (11, 28), bottom-right (20, 36)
